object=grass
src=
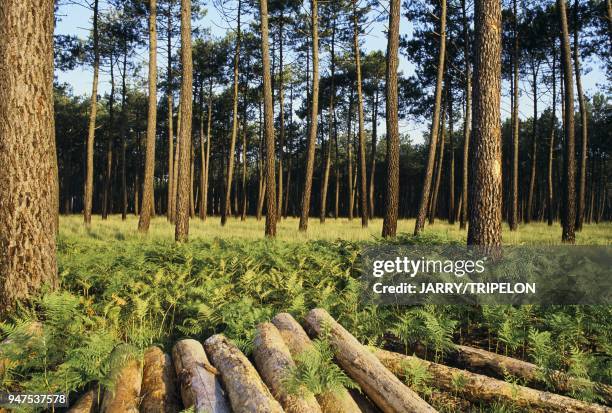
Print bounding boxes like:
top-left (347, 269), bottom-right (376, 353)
top-left (59, 214), bottom-right (612, 245)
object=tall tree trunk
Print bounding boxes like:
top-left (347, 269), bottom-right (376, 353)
top-left (467, 0), bottom-right (502, 249)
top-left (0, 0), bottom-right (58, 313)
top-left (175, 0), bottom-right (193, 242)
top-left (256, 97), bottom-right (264, 221)
top-left (334, 110), bottom-right (340, 219)
top-left (414, 0), bottom-right (446, 235)
top-left (201, 79), bottom-right (212, 221)
top-left (509, 0), bottom-right (520, 230)
top-left (557, 0), bottom-right (576, 244)
top-left (260, 0), bottom-right (277, 236)
top-left (353, 0), bottom-right (369, 227)
top-left (460, 0), bottom-right (472, 230)
top-left (120, 47), bottom-right (128, 221)
top-left (347, 93), bottom-right (355, 221)
top-left (84, 0), bottom-right (99, 225)
top-left (277, 17), bottom-right (285, 222)
top-left (298, 0), bottom-right (320, 232)
top-left (573, 0), bottom-right (588, 231)
top-left (172, 105), bottom-right (181, 221)
top-left (222, 0), bottom-right (241, 225)
top-left (526, 66), bottom-right (538, 224)
top-left (381, 0), bottom-right (400, 238)
top-left (139, 0), bottom-right (158, 232)
top-left (284, 82), bottom-right (294, 218)
top-left (448, 88), bottom-right (455, 224)
top-left (190, 139), bottom-right (195, 218)
top-left (547, 46), bottom-right (557, 226)
top-left (368, 87), bottom-right (379, 219)
top-left (320, 19), bottom-right (335, 224)
top-left (103, 56), bottom-right (115, 220)
top-left (241, 71), bottom-right (248, 221)
top-left (167, 1), bottom-right (174, 221)
top-left (429, 99), bottom-right (446, 225)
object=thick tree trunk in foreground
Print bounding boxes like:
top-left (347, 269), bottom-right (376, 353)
top-left (381, 0), bottom-right (401, 238)
top-left (299, 0), bottom-right (320, 232)
top-left (67, 388), bottom-right (100, 413)
top-left (0, 0), bottom-right (58, 314)
top-left (271, 313), bottom-right (362, 413)
top-left (84, 0), bottom-right (100, 225)
top-left (510, 0), bottom-right (519, 231)
top-left (138, 0), bottom-right (158, 233)
top-left (376, 349), bottom-right (608, 413)
top-left (574, 0), bottom-right (588, 231)
top-left (100, 347), bottom-right (142, 413)
top-left (467, 0), bottom-right (503, 248)
top-left (140, 346), bottom-right (181, 413)
top-left (172, 339), bottom-right (230, 412)
top-left (253, 322), bottom-right (322, 413)
top-left (204, 334), bottom-right (284, 413)
top-left (414, 0), bottom-right (446, 236)
top-left (260, 0), bottom-right (277, 236)
top-left (174, 0), bottom-right (193, 242)
top-left (222, 0), bottom-right (241, 226)
top-left (460, 0), bottom-right (472, 230)
top-left (304, 309), bottom-right (436, 413)
top-left (558, 0), bottom-right (576, 243)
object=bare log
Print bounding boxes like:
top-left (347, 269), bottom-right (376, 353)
top-left (203, 334), bottom-right (284, 412)
top-left (375, 348), bottom-right (609, 413)
top-left (67, 387), bottom-right (100, 413)
top-left (140, 346), bottom-right (181, 413)
top-left (271, 313), bottom-right (362, 413)
top-left (253, 322), bottom-right (322, 413)
top-left (303, 308), bottom-right (436, 413)
top-left (100, 346), bottom-right (143, 413)
top-left (171, 339), bottom-right (230, 413)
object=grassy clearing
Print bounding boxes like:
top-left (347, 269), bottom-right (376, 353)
top-left (59, 214), bottom-right (612, 245)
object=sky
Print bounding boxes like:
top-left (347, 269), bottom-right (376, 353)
top-left (54, 1), bottom-right (608, 143)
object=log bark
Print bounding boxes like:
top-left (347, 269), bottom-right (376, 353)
top-left (100, 346), bottom-right (143, 413)
top-left (67, 387), bottom-right (100, 413)
top-left (172, 339), bottom-right (230, 413)
top-left (253, 322), bottom-right (322, 413)
top-left (303, 309), bottom-right (436, 413)
top-left (376, 349), bottom-right (609, 413)
top-left (271, 313), bottom-right (362, 413)
top-left (204, 334), bottom-right (284, 412)
top-left (140, 346), bottom-right (181, 413)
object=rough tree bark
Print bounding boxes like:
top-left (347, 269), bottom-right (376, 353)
top-left (84, 0), bottom-right (99, 225)
top-left (174, 0), bottom-right (193, 242)
top-left (467, 0), bottom-right (503, 249)
top-left (414, 0), bottom-right (446, 236)
top-left (381, 0), bottom-right (400, 238)
top-left (260, 0), bottom-right (277, 236)
top-left (100, 347), bottom-right (142, 413)
top-left (138, 0), bottom-right (158, 233)
top-left (140, 346), bottom-right (181, 413)
top-left (558, 0), bottom-right (577, 243)
top-left (0, 0), bottom-right (58, 315)
top-left (299, 0), bottom-right (320, 232)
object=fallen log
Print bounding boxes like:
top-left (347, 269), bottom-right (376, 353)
top-left (171, 339), bottom-right (230, 413)
top-left (375, 348), bottom-right (610, 413)
top-left (303, 308), bottom-right (437, 413)
top-left (140, 346), bottom-right (182, 413)
top-left (203, 334), bottom-right (284, 412)
top-left (67, 387), bottom-right (100, 413)
top-left (253, 322), bottom-right (322, 413)
top-left (271, 313), bottom-right (362, 413)
top-left (100, 345), bottom-right (143, 413)
top-left (450, 344), bottom-right (612, 405)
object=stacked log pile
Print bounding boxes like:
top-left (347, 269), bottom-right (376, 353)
top-left (59, 309), bottom-right (611, 413)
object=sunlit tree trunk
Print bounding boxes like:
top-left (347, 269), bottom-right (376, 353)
top-left (448, 89), bottom-right (455, 224)
top-left (201, 79), bottom-right (213, 221)
top-left (0, 0), bottom-right (58, 313)
top-left (429, 99), bottom-right (446, 225)
top-left (320, 20), bottom-right (335, 224)
top-left (139, 0), bottom-right (158, 232)
top-left (414, 0), bottom-right (446, 236)
top-left (84, 0), bottom-right (99, 225)
top-left (347, 94), bottom-right (354, 221)
top-left (103, 56), bottom-right (115, 220)
top-left (460, 0), bottom-right (471, 230)
top-left (353, 0), bottom-right (368, 227)
top-left (260, 0), bottom-right (277, 236)
top-left (381, 0), bottom-right (400, 238)
top-left (525, 65), bottom-right (538, 224)
top-left (167, 1), bottom-right (174, 221)
top-left (467, 0), bottom-right (502, 248)
top-left (547, 47), bottom-right (557, 226)
top-left (509, 0), bottom-right (519, 230)
top-left (277, 15), bottom-right (285, 223)
top-left (368, 87), bottom-right (379, 219)
top-left (175, 0), bottom-right (193, 242)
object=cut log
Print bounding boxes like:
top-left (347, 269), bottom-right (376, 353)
top-left (450, 344), bottom-right (612, 405)
top-left (171, 339), bottom-right (230, 413)
top-left (375, 348), bottom-right (610, 413)
top-left (140, 346), bottom-right (182, 413)
top-left (253, 322), bottom-right (322, 413)
top-left (100, 345), bottom-right (143, 413)
top-left (203, 333), bottom-right (284, 412)
top-left (271, 313), bottom-right (362, 413)
top-left (67, 387), bottom-right (100, 413)
top-left (303, 308), bottom-right (437, 413)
